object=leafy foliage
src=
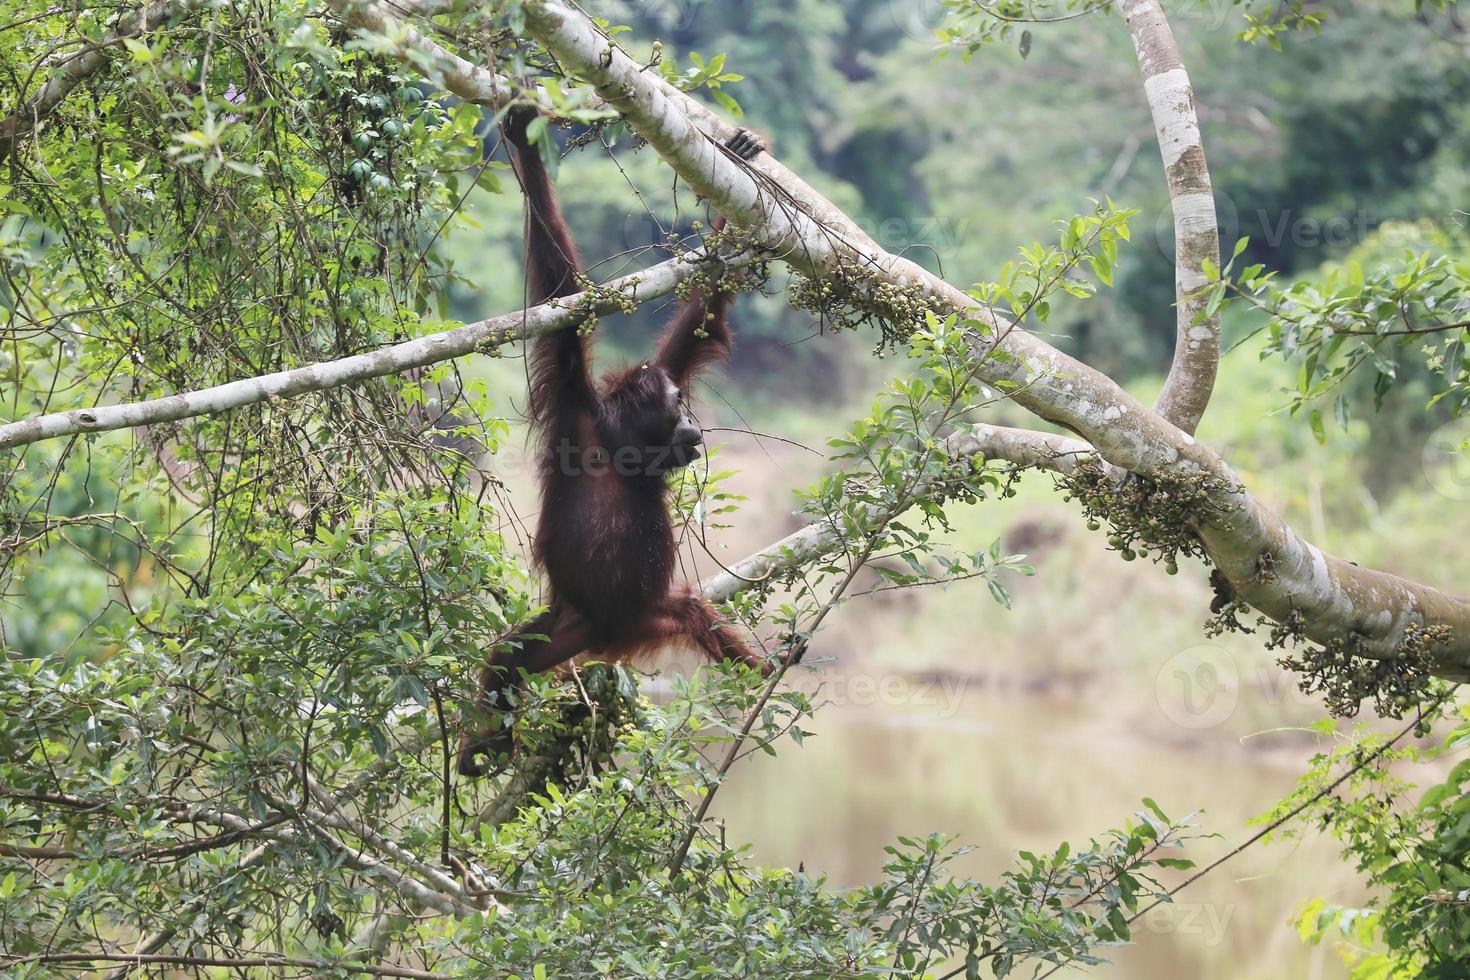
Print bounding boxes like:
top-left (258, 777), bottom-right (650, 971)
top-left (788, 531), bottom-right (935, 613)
top-left (3, 0), bottom-right (1469, 976)
top-left (1209, 238), bottom-right (1470, 433)
top-left (1263, 706), bottom-right (1470, 977)
top-left (0, 3), bottom-right (1202, 971)
top-left (0, 486), bottom-right (1200, 976)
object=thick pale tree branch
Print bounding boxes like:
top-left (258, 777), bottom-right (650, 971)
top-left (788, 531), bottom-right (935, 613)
top-left (0, 248), bottom-right (749, 450)
top-left (0, 0), bottom-right (189, 163)
top-left (702, 425), bottom-right (1092, 601)
top-left (10, 2), bottom-right (1469, 683)
top-left (1122, 0), bottom-right (1221, 434)
top-left (953, 424), bottom-right (1095, 476)
top-left (520, 0), bottom-right (1470, 675)
top-left (324, 0), bottom-right (512, 106)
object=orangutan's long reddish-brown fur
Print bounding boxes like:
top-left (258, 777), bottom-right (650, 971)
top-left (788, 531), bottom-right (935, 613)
top-left (458, 110), bottom-right (769, 777)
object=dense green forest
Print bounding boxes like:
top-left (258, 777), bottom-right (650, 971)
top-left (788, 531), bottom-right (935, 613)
top-left (441, 0), bottom-right (1470, 497)
top-left (4, 0), bottom-right (1470, 977)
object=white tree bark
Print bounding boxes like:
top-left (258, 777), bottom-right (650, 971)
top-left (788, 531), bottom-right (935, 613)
top-left (0, 249), bottom-right (747, 450)
top-left (9, 0), bottom-right (1469, 676)
top-left (1122, 0), bottom-right (1221, 435)
top-left (519, 0), bottom-right (1470, 675)
top-left (324, 0), bottom-right (512, 106)
top-left (703, 425), bottom-right (1092, 601)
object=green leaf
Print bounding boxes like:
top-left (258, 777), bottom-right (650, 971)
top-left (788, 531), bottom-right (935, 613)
top-left (122, 37), bottom-right (155, 62)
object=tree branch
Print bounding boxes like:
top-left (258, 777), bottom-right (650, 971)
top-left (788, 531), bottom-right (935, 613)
top-left (0, 0), bottom-right (517, 167)
top-left (702, 424), bottom-right (1089, 601)
top-left (1122, 0), bottom-right (1221, 434)
top-left (0, 952), bottom-right (449, 978)
top-left (0, 248), bottom-right (749, 450)
top-left (0, 0), bottom-right (189, 163)
top-left (177, 803), bottom-right (483, 916)
top-left (323, 0), bottom-right (512, 107)
top-left (520, 0), bottom-right (1470, 675)
top-left (13, 0), bottom-right (1469, 693)
top-left (100, 838), bottom-right (283, 980)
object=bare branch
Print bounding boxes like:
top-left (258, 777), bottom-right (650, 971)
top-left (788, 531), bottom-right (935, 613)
top-left (1122, 0), bottom-right (1222, 434)
top-left (301, 774), bottom-right (488, 909)
top-left (0, 248), bottom-right (749, 450)
top-left (173, 803), bottom-right (485, 916)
